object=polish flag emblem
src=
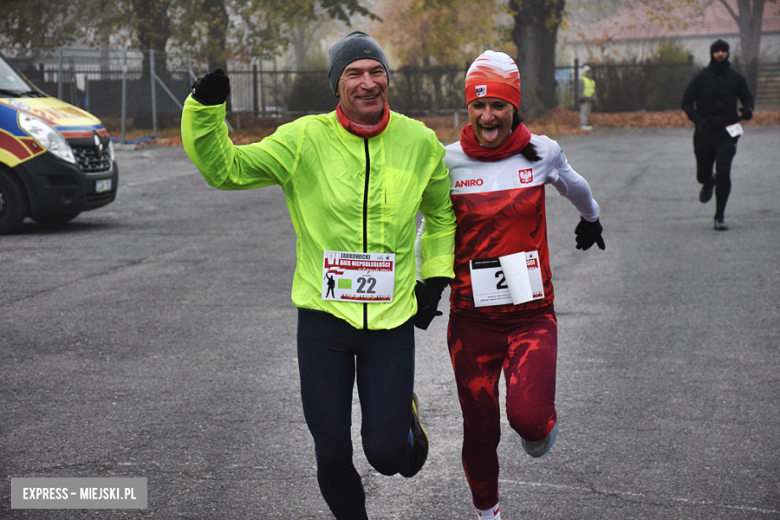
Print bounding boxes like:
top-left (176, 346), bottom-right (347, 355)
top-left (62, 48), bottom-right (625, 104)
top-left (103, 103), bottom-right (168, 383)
top-left (519, 168), bottom-right (533, 184)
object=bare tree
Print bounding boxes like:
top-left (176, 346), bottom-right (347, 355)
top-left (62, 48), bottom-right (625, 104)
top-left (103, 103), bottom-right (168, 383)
top-left (718, 0), bottom-right (766, 92)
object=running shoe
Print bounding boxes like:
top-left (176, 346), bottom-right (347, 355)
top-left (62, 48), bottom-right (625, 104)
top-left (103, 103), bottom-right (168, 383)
top-left (399, 392), bottom-right (428, 477)
top-left (522, 423), bottom-right (558, 458)
top-left (699, 180), bottom-right (715, 203)
top-left (714, 218), bottom-right (729, 231)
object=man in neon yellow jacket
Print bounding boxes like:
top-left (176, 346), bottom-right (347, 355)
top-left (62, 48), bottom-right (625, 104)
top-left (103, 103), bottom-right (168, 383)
top-left (182, 31), bottom-right (455, 519)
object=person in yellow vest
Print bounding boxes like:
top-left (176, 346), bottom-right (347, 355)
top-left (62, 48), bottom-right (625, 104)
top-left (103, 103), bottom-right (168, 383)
top-left (578, 65), bottom-right (597, 130)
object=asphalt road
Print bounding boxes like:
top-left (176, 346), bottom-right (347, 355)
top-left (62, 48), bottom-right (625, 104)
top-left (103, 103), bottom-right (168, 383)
top-left (1, 126), bottom-right (779, 519)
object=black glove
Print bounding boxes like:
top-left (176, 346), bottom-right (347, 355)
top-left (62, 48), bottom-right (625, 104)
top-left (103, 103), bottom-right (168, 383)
top-left (695, 119), bottom-right (712, 135)
top-left (575, 217), bottom-right (605, 251)
top-left (191, 69), bottom-right (230, 106)
top-left (413, 277), bottom-right (449, 330)
top-left (739, 106), bottom-right (753, 121)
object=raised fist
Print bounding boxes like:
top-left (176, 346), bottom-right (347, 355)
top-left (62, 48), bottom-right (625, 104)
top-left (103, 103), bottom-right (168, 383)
top-left (191, 69), bottom-right (230, 106)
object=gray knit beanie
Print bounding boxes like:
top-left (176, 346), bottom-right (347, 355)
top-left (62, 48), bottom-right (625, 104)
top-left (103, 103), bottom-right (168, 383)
top-left (328, 31), bottom-right (389, 94)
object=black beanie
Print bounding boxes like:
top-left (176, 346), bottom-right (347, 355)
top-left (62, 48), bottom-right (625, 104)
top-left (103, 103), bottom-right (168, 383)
top-left (710, 39), bottom-right (730, 54)
top-left (328, 31), bottom-right (389, 94)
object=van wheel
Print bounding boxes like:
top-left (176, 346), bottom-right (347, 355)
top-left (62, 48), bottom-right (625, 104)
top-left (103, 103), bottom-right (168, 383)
top-left (0, 170), bottom-right (29, 235)
top-left (32, 212), bottom-right (81, 227)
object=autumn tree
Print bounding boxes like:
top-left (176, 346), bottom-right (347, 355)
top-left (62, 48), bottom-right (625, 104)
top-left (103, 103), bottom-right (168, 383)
top-left (1, 0), bottom-right (375, 71)
top-left (0, 0), bottom-right (125, 50)
top-left (286, 0), bottom-right (380, 70)
top-left (372, 0), bottom-right (569, 114)
top-left (167, 0), bottom-right (377, 72)
top-left (371, 0), bottom-right (512, 68)
top-left (0, 0), bottom-right (167, 77)
top-left (126, 0), bottom-right (172, 81)
top-left (0, 1), bottom-right (80, 48)
top-left (366, 0), bottom-right (512, 112)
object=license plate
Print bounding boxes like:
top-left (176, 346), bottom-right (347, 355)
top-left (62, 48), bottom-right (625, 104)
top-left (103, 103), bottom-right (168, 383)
top-left (95, 179), bottom-right (112, 193)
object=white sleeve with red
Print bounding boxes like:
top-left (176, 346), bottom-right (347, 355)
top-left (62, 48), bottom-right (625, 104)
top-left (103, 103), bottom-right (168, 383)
top-left (545, 139), bottom-right (600, 222)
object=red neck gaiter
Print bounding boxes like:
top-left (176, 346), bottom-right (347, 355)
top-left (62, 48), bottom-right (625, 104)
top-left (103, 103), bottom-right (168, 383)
top-left (336, 103), bottom-right (390, 138)
top-left (460, 122), bottom-right (532, 162)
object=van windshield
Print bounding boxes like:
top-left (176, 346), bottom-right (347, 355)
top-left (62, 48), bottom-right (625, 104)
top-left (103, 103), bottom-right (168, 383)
top-left (0, 55), bottom-right (45, 97)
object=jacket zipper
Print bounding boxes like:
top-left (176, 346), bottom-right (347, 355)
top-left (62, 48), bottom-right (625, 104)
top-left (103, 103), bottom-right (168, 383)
top-left (363, 138), bottom-right (370, 330)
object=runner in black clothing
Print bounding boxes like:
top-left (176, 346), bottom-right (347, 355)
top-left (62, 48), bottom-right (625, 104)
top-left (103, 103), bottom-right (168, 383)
top-left (681, 39), bottom-right (754, 230)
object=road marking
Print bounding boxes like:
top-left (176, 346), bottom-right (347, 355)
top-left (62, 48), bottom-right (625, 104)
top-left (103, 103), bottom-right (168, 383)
top-left (497, 478), bottom-right (780, 515)
top-left (423, 475), bottom-right (778, 515)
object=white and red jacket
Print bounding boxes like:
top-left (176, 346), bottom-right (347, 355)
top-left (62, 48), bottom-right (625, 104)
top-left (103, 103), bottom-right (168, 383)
top-left (416, 134), bottom-right (600, 317)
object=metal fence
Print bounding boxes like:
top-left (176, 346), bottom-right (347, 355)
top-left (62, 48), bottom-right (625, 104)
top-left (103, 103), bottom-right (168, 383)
top-left (221, 65), bottom-right (471, 116)
top-left (3, 47), bottom-right (777, 142)
top-left (558, 59), bottom-right (696, 113)
top-left (3, 47), bottom-right (195, 142)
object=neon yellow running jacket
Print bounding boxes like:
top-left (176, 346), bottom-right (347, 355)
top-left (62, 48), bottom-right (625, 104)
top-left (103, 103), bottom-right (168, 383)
top-left (182, 97), bottom-right (455, 330)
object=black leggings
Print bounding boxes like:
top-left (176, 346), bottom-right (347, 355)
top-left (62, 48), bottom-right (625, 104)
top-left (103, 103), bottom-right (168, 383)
top-left (297, 309), bottom-right (415, 520)
top-left (694, 127), bottom-right (738, 220)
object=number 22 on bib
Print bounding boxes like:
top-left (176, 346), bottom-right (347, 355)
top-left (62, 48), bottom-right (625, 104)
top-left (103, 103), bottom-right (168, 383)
top-left (322, 251), bottom-right (396, 302)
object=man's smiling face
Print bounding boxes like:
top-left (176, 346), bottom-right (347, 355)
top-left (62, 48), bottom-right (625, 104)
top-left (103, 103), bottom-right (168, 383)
top-left (337, 59), bottom-right (388, 125)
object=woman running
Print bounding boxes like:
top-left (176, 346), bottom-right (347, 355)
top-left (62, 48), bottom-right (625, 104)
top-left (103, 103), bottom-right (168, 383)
top-left (417, 50), bottom-right (605, 520)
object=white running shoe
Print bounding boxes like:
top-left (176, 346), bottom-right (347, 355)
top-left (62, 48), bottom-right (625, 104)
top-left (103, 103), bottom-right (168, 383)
top-left (522, 423), bottom-right (558, 458)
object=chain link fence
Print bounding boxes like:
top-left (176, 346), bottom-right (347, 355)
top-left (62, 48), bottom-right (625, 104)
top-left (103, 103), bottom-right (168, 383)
top-left (3, 46), bottom-right (777, 142)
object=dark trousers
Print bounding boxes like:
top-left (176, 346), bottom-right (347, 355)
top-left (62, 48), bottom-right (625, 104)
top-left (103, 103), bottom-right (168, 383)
top-left (297, 309), bottom-right (415, 520)
top-left (694, 127), bottom-right (738, 220)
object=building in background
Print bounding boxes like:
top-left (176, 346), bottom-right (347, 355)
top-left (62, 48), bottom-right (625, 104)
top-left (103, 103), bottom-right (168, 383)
top-left (563, 0), bottom-right (780, 65)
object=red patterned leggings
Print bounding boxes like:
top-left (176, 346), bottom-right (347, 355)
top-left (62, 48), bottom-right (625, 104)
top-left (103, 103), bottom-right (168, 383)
top-left (447, 306), bottom-right (558, 510)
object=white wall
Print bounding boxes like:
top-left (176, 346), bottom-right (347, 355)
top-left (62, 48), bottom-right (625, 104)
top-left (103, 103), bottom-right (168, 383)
top-left (560, 33), bottom-right (780, 67)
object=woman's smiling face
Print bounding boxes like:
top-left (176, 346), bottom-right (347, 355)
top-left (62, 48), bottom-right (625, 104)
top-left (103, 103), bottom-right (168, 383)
top-left (467, 97), bottom-right (516, 148)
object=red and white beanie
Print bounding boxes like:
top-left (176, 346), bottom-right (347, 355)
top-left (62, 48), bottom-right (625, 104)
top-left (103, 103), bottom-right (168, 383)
top-left (465, 50), bottom-right (521, 109)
